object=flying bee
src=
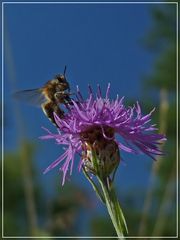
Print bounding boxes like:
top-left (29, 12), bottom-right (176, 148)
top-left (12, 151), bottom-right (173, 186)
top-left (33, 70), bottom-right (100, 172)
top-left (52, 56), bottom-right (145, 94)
top-left (14, 66), bottom-right (73, 127)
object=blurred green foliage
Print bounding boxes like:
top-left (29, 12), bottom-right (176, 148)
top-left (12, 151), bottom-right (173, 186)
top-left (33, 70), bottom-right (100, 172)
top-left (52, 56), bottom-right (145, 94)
top-left (46, 184), bottom-right (90, 236)
top-left (139, 3), bottom-right (177, 237)
top-left (4, 142), bottom-right (42, 235)
top-left (143, 3), bottom-right (177, 92)
top-left (3, 141), bottom-right (90, 236)
top-left (90, 216), bottom-right (116, 237)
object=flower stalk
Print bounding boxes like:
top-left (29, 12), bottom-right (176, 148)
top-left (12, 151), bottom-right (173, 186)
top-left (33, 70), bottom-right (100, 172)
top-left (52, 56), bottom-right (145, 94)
top-left (83, 150), bottom-right (128, 238)
top-left (98, 177), bottom-right (127, 239)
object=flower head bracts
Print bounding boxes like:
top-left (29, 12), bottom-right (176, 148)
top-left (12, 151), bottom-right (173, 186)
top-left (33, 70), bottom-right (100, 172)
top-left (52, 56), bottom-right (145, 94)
top-left (40, 84), bottom-right (166, 185)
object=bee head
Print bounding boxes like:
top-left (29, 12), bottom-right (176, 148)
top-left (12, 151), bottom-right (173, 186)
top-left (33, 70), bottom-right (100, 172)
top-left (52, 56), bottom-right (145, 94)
top-left (55, 74), bottom-right (66, 81)
top-left (54, 66), bottom-right (70, 92)
top-left (55, 66), bottom-right (67, 82)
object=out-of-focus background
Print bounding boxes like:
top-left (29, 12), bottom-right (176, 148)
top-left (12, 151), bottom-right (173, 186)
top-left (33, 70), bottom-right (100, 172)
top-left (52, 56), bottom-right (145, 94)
top-left (2, 2), bottom-right (178, 237)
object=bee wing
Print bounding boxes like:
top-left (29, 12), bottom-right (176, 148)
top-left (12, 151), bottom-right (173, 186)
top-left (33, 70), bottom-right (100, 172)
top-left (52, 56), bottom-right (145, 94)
top-left (13, 88), bottom-right (46, 107)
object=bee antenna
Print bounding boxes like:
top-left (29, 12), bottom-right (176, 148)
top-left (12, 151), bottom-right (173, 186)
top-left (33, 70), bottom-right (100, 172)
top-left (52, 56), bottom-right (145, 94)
top-left (64, 65), bottom-right (67, 76)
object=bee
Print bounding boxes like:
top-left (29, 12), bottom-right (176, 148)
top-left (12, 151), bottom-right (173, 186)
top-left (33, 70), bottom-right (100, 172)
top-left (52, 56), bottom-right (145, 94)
top-left (14, 66), bottom-right (73, 127)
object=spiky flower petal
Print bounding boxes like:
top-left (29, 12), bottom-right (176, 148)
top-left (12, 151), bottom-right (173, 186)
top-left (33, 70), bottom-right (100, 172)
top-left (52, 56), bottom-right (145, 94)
top-left (40, 84), bottom-right (166, 185)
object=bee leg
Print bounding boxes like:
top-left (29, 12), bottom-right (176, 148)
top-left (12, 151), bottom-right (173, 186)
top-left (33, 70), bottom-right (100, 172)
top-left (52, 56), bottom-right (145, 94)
top-left (55, 92), bottom-right (73, 105)
top-left (41, 102), bottom-right (64, 127)
top-left (53, 104), bottom-right (65, 121)
top-left (63, 95), bottom-right (73, 106)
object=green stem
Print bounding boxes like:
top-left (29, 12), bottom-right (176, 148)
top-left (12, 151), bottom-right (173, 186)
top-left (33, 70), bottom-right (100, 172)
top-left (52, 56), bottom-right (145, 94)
top-left (98, 177), bottom-right (127, 239)
top-left (83, 150), bottom-right (128, 238)
top-left (82, 167), bottom-right (105, 204)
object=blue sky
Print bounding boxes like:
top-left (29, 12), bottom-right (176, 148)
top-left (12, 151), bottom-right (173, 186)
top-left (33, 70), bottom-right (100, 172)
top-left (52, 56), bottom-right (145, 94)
top-left (4, 2), bottom-right (159, 202)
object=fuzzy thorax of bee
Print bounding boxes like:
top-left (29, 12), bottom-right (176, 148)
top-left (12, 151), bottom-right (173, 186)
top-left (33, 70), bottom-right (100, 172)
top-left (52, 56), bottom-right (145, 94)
top-left (81, 126), bottom-right (120, 178)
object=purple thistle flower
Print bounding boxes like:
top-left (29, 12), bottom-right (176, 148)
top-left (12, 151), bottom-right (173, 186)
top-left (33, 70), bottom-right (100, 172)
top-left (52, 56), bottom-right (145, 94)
top-left (40, 84), bottom-right (166, 185)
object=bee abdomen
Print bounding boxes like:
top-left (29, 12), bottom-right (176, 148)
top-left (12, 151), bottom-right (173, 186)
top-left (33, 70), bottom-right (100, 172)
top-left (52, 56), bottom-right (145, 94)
top-left (41, 101), bottom-right (64, 127)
